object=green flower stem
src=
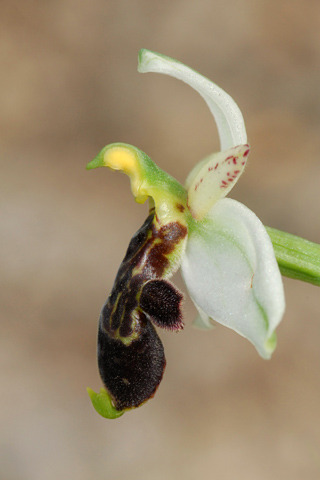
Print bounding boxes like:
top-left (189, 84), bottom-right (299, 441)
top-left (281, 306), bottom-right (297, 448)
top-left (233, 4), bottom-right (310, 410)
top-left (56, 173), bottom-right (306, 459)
top-left (266, 227), bottom-right (320, 286)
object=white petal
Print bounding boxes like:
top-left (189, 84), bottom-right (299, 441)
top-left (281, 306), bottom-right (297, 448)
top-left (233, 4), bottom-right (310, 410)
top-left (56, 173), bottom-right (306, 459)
top-left (181, 198), bottom-right (285, 358)
top-left (186, 144), bottom-right (250, 220)
top-left (138, 49), bottom-right (247, 150)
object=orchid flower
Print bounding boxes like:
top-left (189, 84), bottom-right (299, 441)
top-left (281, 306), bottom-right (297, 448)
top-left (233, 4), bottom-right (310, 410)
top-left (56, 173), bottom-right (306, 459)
top-left (87, 49), bottom-right (285, 419)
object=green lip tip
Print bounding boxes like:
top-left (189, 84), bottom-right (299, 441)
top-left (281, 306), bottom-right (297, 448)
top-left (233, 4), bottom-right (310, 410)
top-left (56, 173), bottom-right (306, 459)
top-left (87, 387), bottom-right (125, 419)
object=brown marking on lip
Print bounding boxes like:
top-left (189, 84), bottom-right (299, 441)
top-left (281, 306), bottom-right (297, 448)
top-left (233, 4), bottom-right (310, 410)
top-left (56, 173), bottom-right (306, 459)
top-left (98, 316), bottom-right (166, 410)
top-left (146, 221), bottom-right (187, 278)
top-left (97, 212), bottom-right (187, 410)
top-left (176, 203), bottom-right (185, 213)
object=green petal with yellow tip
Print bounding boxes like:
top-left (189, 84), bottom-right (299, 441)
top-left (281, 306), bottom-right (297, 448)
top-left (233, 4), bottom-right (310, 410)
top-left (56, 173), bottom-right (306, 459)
top-left (86, 153), bottom-right (105, 170)
top-left (87, 142), bottom-right (190, 225)
top-left (87, 387), bottom-right (125, 419)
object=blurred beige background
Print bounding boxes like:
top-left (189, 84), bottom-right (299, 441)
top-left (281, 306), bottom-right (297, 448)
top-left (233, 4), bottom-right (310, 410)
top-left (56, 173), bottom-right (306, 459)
top-left (1, 1), bottom-right (320, 479)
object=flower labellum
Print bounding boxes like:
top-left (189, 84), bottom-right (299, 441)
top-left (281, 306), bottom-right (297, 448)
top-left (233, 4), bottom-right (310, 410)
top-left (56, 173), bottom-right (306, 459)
top-left (87, 49), bottom-right (285, 419)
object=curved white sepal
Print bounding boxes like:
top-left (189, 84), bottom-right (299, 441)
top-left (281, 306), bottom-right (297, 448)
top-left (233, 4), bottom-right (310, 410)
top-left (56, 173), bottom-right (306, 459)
top-left (192, 302), bottom-right (216, 330)
top-left (138, 49), bottom-right (247, 151)
top-left (181, 198), bottom-right (285, 359)
top-left (186, 144), bottom-right (250, 220)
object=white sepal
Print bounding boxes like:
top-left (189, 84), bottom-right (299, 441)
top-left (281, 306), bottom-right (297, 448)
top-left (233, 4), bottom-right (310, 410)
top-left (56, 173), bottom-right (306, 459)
top-left (192, 302), bottom-right (216, 330)
top-left (181, 198), bottom-right (285, 359)
top-left (138, 49), bottom-right (247, 151)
